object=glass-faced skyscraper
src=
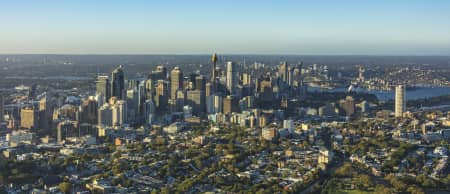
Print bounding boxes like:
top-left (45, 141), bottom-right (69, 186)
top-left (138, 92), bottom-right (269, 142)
top-left (111, 65), bottom-right (125, 100)
top-left (211, 53), bottom-right (218, 92)
top-left (96, 75), bottom-right (110, 102)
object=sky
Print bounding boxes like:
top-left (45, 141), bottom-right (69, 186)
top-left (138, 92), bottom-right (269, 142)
top-left (1, 0), bottom-right (450, 55)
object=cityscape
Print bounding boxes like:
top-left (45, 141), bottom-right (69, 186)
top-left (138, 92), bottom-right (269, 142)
top-left (1, 1), bottom-right (450, 194)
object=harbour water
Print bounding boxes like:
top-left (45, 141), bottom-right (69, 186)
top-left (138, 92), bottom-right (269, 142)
top-left (308, 86), bottom-right (450, 101)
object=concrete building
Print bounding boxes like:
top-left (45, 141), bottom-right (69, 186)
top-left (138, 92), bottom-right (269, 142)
top-left (262, 127), bottom-right (278, 141)
top-left (98, 103), bottom-right (113, 127)
top-left (195, 75), bottom-right (206, 91)
top-left (339, 96), bottom-right (355, 116)
top-left (170, 67), bottom-right (183, 100)
top-left (112, 100), bottom-right (127, 127)
top-left (226, 61), bottom-right (236, 95)
top-left (6, 130), bottom-right (36, 147)
top-left (80, 96), bottom-right (98, 125)
top-left (96, 75), bottom-right (110, 102)
top-left (395, 85), bottom-right (406, 117)
top-left (223, 95), bottom-right (239, 114)
top-left (186, 90), bottom-right (205, 115)
top-left (21, 107), bottom-right (38, 130)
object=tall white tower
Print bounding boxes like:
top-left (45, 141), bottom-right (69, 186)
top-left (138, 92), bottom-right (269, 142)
top-left (226, 61), bottom-right (236, 95)
top-left (395, 85), bottom-right (406, 117)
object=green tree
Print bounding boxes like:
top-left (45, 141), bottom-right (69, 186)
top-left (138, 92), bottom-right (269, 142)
top-left (58, 182), bottom-right (72, 194)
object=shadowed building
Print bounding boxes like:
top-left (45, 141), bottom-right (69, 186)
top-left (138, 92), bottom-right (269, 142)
top-left (111, 65), bottom-right (125, 100)
top-left (96, 75), bottom-right (110, 102)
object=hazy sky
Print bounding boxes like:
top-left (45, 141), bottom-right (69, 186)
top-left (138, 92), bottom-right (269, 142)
top-left (1, 0), bottom-right (450, 55)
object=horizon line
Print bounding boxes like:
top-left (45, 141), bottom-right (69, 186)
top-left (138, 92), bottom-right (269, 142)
top-left (0, 53), bottom-right (450, 57)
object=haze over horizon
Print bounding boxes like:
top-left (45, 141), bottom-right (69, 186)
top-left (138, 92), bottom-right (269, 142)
top-left (1, 0), bottom-right (450, 55)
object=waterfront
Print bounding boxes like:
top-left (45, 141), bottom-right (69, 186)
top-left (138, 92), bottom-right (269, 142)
top-left (308, 86), bottom-right (450, 101)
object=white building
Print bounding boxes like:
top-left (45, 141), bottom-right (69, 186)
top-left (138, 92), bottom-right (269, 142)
top-left (226, 61), bottom-right (236, 95)
top-left (395, 85), bottom-right (406, 117)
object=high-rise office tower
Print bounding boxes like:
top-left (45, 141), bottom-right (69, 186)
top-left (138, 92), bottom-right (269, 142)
top-left (57, 120), bottom-right (78, 144)
top-left (144, 79), bottom-right (153, 100)
top-left (156, 65), bottom-right (167, 79)
top-left (80, 96), bottom-right (98, 125)
top-left (287, 66), bottom-right (294, 86)
top-left (126, 89), bottom-right (138, 122)
top-left (206, 95), bottom-right (215, 114)
top-left (21, 107), bottom-right (38, 130)
top-left (170, 67), bottom-right (183, 100)
top-left (154, 80), bottom-right (168, 110)
top-left (226, 61), bottom-right (236, 95)
top-left (279, 61), bottom-right (288, 83)
top-left (242, 73), bottom-right (252, 86)
top-left (144, 99), bottom-right (155, 124)
top-left (98, 103), bottom-right (113, 127)
top-left (150, 65), bottom-right (168, 81)
top-left (195, 75), bottom-right (206, 91)
top-left (395, 85), bottom-right (406, 117)
top-left (127, 79), bottom-right (138, 90)
top-left (186, 90), bottom-right (205, 115)
top-left (111, 65), bottom-right (125, 100)
top-left (137, 82), bottom-right (146, 117)
top-left (96, 75), bottom-right (110, 102)
top-left (211, 53), bottom-right (218, 92)
top-left (176, 90), bottom-right (186, 112)
top-left (205, 82), bottom-right (212, 97)
top-left (214, 95), bottom-right (223, 113)
top-left (112, 100), bottom-right (127, 126)
top-left (223, 95), bottom-right (239, 114)
top-left (39, 95), bottom-right (52, 130)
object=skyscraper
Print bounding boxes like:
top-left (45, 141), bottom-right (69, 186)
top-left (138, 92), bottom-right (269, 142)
top-left (144, 79), bottom-right (153, 100)
top-left (154, 80), bottom-right (168, 110)
top-left (96, 75), bottom-right (110, 102)
top-left (126, 89), bottom-right (138, 122)
top-left (395, 85), bottom-right (406, 117)
top-left (112, 100), bottom-right (127, 126)
top-left (111, 65), bottom-right (125, 100)
top-left (186, 90), bottom-right (205, 115)
top-left (98, 103), bottom-right (113, 127)
top-left (150, 65), bottom-right (168, 81)
top-left (279, 61), bottom-right (288, 83)
top-left (223, 95), bottom-right (239, 114)
top-left (195, 75), bottom-right (206, 91)
top-left (144, 99), bottom-right (155, 124)
top-left (170, 67), bottom-right (183, 100)
top-left (21, 107), bottom-right (38, 130)
top-left (211, 53), bottom-right (218, 92)
top-left (226, 61), bottom-right (236, 95)
top-left (80, 96), bottom-right (98, 125)
top-left (38, 95), bottom-right (52, 130)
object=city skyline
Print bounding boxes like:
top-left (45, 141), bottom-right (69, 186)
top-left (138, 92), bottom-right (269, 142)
top-left (1, 0), bottom-right (450, 55)
top-left (1, 1), bottom-right (450, 193)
